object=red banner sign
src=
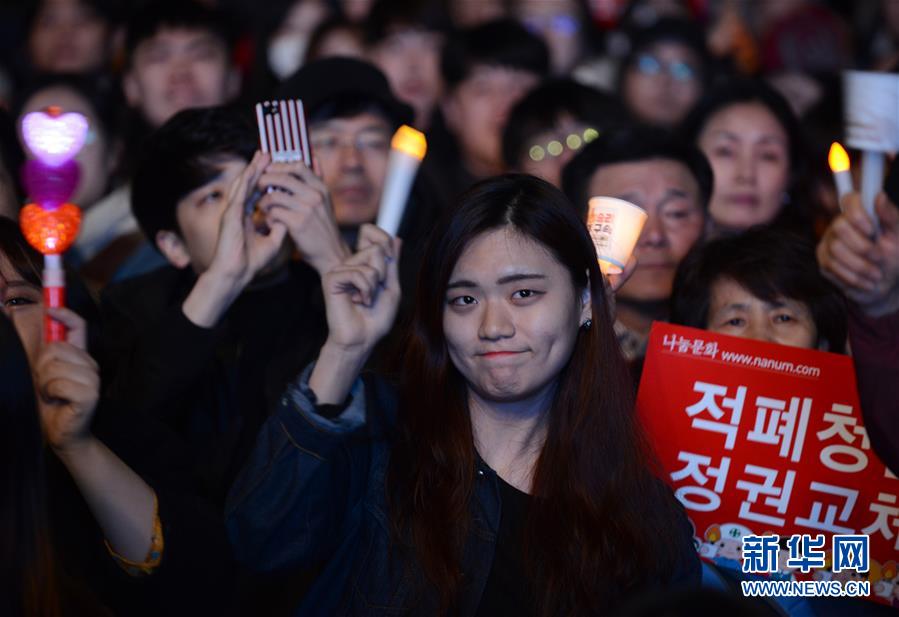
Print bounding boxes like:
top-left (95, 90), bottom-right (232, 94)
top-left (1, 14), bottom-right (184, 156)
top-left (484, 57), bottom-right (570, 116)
top-left (636, 323), bottom-right (899, 606)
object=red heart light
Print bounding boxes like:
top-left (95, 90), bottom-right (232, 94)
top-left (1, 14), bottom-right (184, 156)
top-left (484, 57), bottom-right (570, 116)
top-left (20, 203), bottom-right (81, 254)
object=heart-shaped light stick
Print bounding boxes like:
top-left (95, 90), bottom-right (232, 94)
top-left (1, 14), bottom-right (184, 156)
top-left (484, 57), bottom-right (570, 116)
top-left (19, 107), bottom-right (87, 341)
top-left (21, 108), bottom-right (88, 167)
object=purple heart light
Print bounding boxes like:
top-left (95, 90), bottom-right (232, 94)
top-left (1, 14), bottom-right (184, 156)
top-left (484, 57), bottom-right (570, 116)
top-left (21, 108), bottom-right (88, 168)
top-left (21, 158), bottom-right (80, 209)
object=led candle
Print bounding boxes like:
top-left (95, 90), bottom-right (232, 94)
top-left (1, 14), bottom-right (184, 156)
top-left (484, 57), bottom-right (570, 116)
top-left (376, 125), bottom-right (427, 237)
top-left (828, 142), bottom-right (853, 205)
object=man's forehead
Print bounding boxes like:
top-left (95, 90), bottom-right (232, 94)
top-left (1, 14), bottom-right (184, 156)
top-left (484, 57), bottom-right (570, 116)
top-left (310, 113), bottom-right (392, 133)
top-left (592, 159), bottom-right (697, 191)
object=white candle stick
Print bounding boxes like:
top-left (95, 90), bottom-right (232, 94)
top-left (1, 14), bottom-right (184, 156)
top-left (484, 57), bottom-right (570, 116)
top-left (861, 150), bottom-right (883, 233)
top-left (828, 142), bottom-right (853, 205)
top-left (376, 125), bottom-right (427, 237)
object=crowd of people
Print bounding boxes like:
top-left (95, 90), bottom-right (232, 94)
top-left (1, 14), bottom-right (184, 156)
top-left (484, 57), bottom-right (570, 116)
top-left (1, 0), bottom-right (898, 615)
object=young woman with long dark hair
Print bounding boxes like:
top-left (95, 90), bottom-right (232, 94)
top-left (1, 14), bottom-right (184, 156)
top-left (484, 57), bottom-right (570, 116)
top-left (0, 310), bottom-right (66, 617)
top-left (227, 174), bottom-right (700, 615)
top-left (0, 216), bottom-right (232, 616)
top-left (0, 304), bottom-right (135, 617)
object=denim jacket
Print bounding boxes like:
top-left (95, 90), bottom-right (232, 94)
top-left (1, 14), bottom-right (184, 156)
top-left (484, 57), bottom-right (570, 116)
top-left (225, 365), bottom-right (701, 616)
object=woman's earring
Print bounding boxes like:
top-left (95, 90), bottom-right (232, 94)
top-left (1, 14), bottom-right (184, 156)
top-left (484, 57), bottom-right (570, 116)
top-left (581, 319), bottom-right (592, 330)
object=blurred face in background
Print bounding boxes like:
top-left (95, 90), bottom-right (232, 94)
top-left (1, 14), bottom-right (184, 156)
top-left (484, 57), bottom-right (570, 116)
top-left (622, 41), bottom-right (702, 127)
top-left (28, 0), bottom-right (112, 74)
top-left (124, 28), bottom-right (238, 129)
top-left (267, 0), bottom-right (331, 80)
top-left (371, 27), bottom-right (444, 130)
top-left (310, 112), bottom-right (391, 227)
top-left (443, 65), bottom-right (540, 177)
top-left (697, 102), bottom-right (790, 231)
top-left (19, 85), bottom-right (115, 208)
top-left (515, 0), bottom-right (582, 75)
top-left (588, 158), bottom-right (704, 302)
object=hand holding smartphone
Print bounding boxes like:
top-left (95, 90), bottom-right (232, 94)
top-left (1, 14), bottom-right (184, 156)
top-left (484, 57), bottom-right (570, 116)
top-left (247, 99), bottom-right (313, 230)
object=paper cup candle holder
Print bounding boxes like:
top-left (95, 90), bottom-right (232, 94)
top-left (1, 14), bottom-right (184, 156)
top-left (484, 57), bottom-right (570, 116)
top-left (586, 196), bottom-right (647, 275)
top-left (19, 107), bottom-right (88, 341)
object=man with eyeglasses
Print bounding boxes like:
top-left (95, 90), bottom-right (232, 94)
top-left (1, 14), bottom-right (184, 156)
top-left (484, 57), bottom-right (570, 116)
top-left (278, 57), bottom-right (432, 242)
top-left (278, 57), bottom-right (447, 322)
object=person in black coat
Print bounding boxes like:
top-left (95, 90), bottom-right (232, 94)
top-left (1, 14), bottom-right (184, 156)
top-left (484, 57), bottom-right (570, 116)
top-left (99, 106), bottom-right (348, 613)
top-left (100, 106), bottom-right (342, 505)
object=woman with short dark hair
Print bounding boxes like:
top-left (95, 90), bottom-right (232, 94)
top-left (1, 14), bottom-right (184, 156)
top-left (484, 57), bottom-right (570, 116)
top-left (670, 226), bottom-right (847, 353)
top-left (227, 174), bottom-right (700, 615)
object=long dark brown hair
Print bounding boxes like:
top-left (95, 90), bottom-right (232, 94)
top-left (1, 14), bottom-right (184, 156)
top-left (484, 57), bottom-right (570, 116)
top-left (0, 312), bottom-right (61, 617)
top-left (387, 174), bottom-right (690, 614)
top-left (0, 217), bottom-right (107, 616)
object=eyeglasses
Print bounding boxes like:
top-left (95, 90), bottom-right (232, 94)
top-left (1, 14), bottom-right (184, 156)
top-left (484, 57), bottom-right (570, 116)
top-left (309, 132), bottom-right (391, 158)
top-left (634, 54), bottom-right (698, 82)
top-left (528, 127), bottom-right (600, 162)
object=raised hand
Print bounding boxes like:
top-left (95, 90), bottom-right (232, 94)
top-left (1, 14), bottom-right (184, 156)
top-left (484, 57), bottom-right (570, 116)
top-left (817, 192), bottom-right (899, 317)
top-left (309, 225), bottom-right (401, 404)
top-left (183, 152), bottom-right (290, 328)
top-left (321, 224), bottom-right (401, 353)
top-left (207, 151), bottom-right (289, 288)
top-left (34, 307), bottom-right (99, 452)
top-left (256, 160), bottom-right (350, 275)
top-left (35, 307), bottom-right (157, 563)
